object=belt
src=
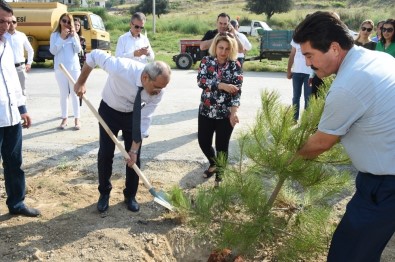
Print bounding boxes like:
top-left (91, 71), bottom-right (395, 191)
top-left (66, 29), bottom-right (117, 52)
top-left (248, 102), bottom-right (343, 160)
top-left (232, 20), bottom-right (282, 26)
top-left (15, 62), bottom-right (25, 67)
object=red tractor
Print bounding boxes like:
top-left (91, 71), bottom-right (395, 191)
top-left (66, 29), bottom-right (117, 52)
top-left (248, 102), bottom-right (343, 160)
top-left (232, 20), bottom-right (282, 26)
top-left (172, 39), bottom-right (204, 69)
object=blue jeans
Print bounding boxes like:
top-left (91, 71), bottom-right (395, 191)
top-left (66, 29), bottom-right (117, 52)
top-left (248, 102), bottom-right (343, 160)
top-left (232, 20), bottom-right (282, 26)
top-left (327, 172), bottom-right (395, 261)
top-left (292, 73), bottom-right (311, 121)
top-left (97, 101), bottom-right (141, 199)
top-left (0, 123), bottom-right (26, 212)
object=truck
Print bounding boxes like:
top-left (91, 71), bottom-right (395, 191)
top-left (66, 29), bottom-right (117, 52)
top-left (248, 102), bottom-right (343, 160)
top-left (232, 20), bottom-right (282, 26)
top-left (238, 20), bottom-right (272, 36)
top-left (9, 2), bottom-right (111, 62)
top-left (245, 30), bottom-right (294, 61)
top-left (173, 30), bottom-right (293, 69)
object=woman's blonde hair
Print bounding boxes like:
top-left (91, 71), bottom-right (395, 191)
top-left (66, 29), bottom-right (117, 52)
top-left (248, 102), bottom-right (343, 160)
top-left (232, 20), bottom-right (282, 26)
top-left (355, 19), bottom-right (374, 42)
top-left (53, 13), bottom-right (75, 33)
top-left (208, 32), bottom-right (238, 61)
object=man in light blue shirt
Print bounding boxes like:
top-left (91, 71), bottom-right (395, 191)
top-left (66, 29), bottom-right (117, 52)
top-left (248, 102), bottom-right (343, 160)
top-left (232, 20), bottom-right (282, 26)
top-left (294, 12), bottom-right (395, 261)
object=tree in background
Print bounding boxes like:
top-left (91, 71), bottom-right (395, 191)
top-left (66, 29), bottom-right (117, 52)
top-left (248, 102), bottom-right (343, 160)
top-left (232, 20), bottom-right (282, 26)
top-left (169, 80), bottom-right (353, 260)
top-left (245, 0), bottom-right (293, 20)
top-left (130, 0), bottom-right (170, 18)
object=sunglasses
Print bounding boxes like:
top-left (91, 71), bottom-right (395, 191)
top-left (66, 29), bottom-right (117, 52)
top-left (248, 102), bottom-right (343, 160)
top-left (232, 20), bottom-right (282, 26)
top-left (12, 20), bottom-right (17, 24)
top-left (361, 27), bottom-right (372, 32)
top-left (219, 32), bottom-right (235, 38)
top-left (382, 27), bottom-right (394, 33)
top-left (61, 18), bottom-right (71, 25)
top-left (131, 22), bottom-right (144, 30)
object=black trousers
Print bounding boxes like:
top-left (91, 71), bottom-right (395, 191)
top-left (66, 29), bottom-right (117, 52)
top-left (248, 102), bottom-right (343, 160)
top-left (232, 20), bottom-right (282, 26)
top-left (198, 114), bottom-right (234, 172)
top-left (327, 172), bottom-right (395, 262)
top-left (97, 100), bottom-right (141, 198)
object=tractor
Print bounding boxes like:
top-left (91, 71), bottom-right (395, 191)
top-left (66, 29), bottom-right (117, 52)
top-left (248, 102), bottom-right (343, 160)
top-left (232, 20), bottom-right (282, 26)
top-left (172, 39), bottom-right (204, 69)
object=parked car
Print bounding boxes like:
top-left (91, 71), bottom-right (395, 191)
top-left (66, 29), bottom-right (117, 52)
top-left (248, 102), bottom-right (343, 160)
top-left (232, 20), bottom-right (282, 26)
top-left (238, 20), bottom-right (272, 36)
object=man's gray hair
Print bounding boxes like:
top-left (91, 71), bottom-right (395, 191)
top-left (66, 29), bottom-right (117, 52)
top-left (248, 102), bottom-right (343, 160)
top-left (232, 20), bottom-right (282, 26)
top-left (143, 61), bottom-right (171, 80)
top-left (131, 12), bottom-right (146, 23)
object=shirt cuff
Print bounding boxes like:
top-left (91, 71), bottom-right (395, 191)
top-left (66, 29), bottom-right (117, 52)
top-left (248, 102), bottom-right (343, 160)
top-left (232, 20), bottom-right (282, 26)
top-left (18, 105), bottom-right (27, 115)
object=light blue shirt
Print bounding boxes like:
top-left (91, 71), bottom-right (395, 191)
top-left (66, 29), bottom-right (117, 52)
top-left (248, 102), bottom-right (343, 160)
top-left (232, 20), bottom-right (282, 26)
top-left (318, 46), bottom-right (395, 175)
top-left (86, 50), bottom-right (164, 137)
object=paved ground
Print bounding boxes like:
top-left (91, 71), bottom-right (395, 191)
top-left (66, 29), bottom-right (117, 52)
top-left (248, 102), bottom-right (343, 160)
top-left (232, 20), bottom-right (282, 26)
top-left (23, 68), bottom-right (296, 162)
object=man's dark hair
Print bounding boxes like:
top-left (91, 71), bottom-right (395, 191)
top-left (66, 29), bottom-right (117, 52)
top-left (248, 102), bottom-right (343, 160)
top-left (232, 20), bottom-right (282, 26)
top-left (217, 13), bottom-right (230, 21)
top-left (230, 19), bottom-right (238, 28)
top-left (293, 11), bottom-right (353, 53)
top-left (131, 12), bottom-right (146, 23)
top-left (0, 0), bottom-right (13, 14)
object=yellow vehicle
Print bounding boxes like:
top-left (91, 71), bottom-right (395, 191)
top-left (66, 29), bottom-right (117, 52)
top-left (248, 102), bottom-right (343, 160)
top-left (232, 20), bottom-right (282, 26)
top-left (10, 2), bottom-right (110, 62)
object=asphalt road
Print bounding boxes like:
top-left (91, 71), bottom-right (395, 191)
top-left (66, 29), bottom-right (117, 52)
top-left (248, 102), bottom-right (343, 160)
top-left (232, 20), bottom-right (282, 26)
top-left (23, 68), bottom-right (296, 163)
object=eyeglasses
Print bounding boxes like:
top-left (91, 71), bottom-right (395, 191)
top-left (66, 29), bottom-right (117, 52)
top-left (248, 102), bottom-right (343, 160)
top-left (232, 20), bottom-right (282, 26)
top-left (131, 22), bottom-right (144, 30)
top-left (361, 27), bottom-right (372, 32)
top-left (61, 18), bottom-right (71, 25)
top-left (382, 27), bottom-right (394, 33)
top-left (219, 32), bottom-right (235, 38)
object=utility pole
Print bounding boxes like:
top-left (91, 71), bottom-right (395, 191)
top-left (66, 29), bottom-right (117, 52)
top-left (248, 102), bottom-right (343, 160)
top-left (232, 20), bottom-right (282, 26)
top-left (153, 0), bottom-right (156, 34)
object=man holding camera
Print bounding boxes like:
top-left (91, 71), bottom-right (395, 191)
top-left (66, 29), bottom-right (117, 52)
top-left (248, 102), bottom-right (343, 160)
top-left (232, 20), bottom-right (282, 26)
top-left (200, 12), bottom-right (244, 55)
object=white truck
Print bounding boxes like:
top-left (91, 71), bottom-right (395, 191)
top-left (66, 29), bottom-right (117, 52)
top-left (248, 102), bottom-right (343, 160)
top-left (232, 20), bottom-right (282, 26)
top-left (238, 20), bottom-right (272, 36)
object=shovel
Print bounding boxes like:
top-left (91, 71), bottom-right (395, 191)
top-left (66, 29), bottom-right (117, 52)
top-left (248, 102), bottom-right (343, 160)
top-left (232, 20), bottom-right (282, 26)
top-left (59, 63), bottom-right (174, 211)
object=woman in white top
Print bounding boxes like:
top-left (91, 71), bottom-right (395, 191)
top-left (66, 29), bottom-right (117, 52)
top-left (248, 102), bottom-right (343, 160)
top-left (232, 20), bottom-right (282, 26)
top-left (50, 13), bottom-right (82, 130)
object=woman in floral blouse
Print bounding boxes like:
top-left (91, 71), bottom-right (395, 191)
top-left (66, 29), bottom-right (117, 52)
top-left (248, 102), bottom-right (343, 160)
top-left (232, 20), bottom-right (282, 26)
top-left (197, 32), bottom-right (243, 186)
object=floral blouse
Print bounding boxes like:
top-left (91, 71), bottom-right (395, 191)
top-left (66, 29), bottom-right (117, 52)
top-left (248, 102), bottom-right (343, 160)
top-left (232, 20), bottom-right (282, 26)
top-left (197, 56), bottom-right (243, 119)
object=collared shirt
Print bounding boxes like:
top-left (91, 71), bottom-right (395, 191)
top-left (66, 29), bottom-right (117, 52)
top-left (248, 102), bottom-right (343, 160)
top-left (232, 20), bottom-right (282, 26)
top-left (115, 31), bottom-right (154, 64)
top-left (0, 37), bottom-right (26, 127)
top-left (376, 41), bottom-right (395, 58)
top-left (318, 46), bottom-right (395, 175)
top-left (290, 40), bottom-right (313, 75)
top-left (4, 30), bottom-right (34, 65)
top-left (86, 50), bottom-right (163, 136)
top-left (49, 32), bottom-right (82, 72)
top-left (235, 31), bottom-right (252, 58)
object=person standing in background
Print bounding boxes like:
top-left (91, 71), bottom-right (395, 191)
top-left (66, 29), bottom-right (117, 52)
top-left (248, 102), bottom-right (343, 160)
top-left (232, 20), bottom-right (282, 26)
top-left (197, 33), bottom-right (243, 187)
top-left (376, 19), bottom-right (395, 58)
top-left (371, 20), bottom-right (385, 43)
top-left (5, 15), bottom-right (34, 97)
top-left (230, 19), bottom-right (252, 67)
top-left (0, 0), bottom-right (40, 217)
top-left (287, 39), bottom-right (313, 122)
top-left (200, 13), bottom-right (244, 55)
top-left (115, 12), bottom-right (154, 64)
top-left (50, 13), bottom-right (82, 130)
top-left (354, 19), bottom-right (376, 50)
top-left (74, 17), bottom-right (86, 69)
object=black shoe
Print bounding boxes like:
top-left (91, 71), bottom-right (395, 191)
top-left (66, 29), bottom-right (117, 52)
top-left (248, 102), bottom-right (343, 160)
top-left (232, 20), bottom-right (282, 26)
top-left (125, 196), bottom-right (140, 212)
top-left (10, 206), bottom-right (40, 217)
top-left (97, 194), bottom-right (110, 213)
top-left (214, 174), bottom-right (222, 188)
